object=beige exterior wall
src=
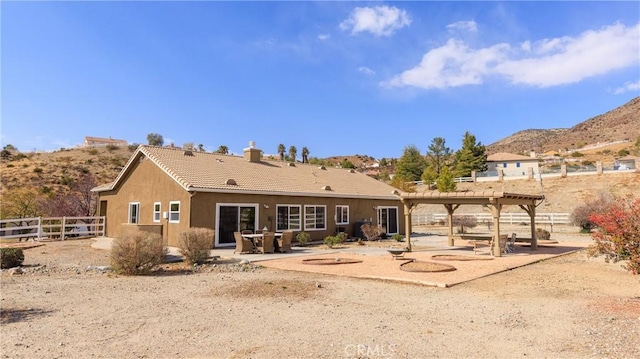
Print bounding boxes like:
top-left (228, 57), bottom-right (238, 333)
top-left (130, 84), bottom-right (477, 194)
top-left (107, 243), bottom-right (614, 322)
top-left (191, 192), bottom-right (404, 246)
top-left (98, 154), bottom-right (192, 246)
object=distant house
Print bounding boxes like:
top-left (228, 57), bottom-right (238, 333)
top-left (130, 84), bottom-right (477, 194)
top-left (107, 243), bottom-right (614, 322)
top-left (487, 152), bottom-right (540, 177)
top-left (616, 155), bottom-right (639, 170)
top-left (84, 136), bottom-right (128, 147)
top-left (92, 142), bottom-right (404, 247)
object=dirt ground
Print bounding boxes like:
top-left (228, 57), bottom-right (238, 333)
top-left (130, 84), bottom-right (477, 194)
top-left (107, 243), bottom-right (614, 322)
top-left (1, 238), bottom-right (639, 359)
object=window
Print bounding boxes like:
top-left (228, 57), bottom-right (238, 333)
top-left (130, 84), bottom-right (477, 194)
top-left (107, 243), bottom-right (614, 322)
top-left (516, 162), bottom-right (521, 168)
top-left (153, 202), bottom-right (161, 222)
top-left (304, 205), bottom-right (326, 230)
top-left (128, 202), bottom-right (140, 224)
top-left (169, 201), bottom-right (180, 223)
top-left (502, 163), bottom-right (507, 168)
top-left (336, 205), bottom-right (349, 225)
top-left (276, 205), bottom-right (301, 231)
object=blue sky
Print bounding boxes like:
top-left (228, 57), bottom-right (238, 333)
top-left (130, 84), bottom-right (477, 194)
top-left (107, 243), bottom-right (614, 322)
top-left (2, 1), bottom-right (639, 159)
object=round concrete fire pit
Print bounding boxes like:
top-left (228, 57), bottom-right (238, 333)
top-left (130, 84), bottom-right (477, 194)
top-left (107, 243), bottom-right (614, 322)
top-left (400, 260), bottom-right (456, 273)
top-left (302, 258), bottom-right (363, 265)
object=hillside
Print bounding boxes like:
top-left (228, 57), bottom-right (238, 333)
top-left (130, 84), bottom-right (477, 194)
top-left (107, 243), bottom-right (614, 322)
top-left (488, 97), bottom-right (640, 155)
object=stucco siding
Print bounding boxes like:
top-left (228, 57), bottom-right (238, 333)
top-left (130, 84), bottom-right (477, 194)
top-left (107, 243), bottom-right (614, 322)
top-left (99, 155), bottom-right (191, 246)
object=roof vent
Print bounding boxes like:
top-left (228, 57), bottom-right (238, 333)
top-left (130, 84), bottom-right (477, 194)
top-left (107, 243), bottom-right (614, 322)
top-left (348, 169), bottom-right (356, 173)
top-left (184, 150), bottom-right (194, 156)
top-left (288, 162), bottom-right (296, 167)
top-left (318, 165), bottom-right (326, 170)
top-left (321, 185), bottom-right (332, 191)
top-left (225, 179), bottom-right (237, 186)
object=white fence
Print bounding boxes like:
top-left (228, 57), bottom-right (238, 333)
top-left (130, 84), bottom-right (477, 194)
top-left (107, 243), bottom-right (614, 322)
top-left (411, 213), bottom-right (571, 226)
top-left (0, 216), bottom-right (105, 241)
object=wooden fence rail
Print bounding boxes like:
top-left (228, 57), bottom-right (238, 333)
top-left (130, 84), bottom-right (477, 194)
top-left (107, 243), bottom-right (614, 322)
top-left (0, 216), bottom-right (105, 241)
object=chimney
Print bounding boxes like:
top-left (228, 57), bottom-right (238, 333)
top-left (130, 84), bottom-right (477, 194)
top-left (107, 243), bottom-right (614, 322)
top-left (530, 150), bottom-right (536, 158)
top-left (243, 141), bottom-right (261, 163)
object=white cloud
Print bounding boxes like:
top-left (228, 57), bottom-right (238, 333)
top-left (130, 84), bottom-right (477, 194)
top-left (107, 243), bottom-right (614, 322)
top-left (318, 34), bottom-right (330, 41)
top-left (384, 22), bottom-right (640, 89)
top-left (446, 20), bottom-right (478, 33)
top-left (612, 81), bottom-right (640, 95)
top-left (340, 6), bottom-right (410, 37)
top-left (382, 39), bottom-right (508, 89)
top-left (358, 66), bottom-right (375, 75)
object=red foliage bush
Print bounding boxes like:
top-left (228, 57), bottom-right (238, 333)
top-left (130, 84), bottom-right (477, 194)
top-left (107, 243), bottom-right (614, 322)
top-left (587, 194), bottom-right (640, 275)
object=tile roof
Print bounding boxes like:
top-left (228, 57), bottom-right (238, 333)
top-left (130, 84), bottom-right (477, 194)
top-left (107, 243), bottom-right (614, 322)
top-left (487, 152), bottom-right (537, 161)
top-left (94, 145), bottom-right (399, 199)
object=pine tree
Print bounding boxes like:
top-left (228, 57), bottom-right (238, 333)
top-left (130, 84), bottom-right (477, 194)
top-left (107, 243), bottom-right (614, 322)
top-left (426, 137), bottom-right (452, 175)
top-left (436, 165), bottom-right (457, 192)
top-left (395, 145), bottom-right (426, 182)
top-left (453, 131), bottom-right (487, 177)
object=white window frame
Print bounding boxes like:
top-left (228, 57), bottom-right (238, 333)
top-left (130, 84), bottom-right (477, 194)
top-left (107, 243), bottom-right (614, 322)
top-left (276, 204), bottom-right (301, 231)
top-left (335, 205), bottom-right (349, 225)
top-left (128, 202), bottom-right (140, 224)
top-left (153, 202), bottom-right (161, 223)
top-left (169, 201), bottom-right (180, 223)
top-left (304, 205), bottom-right (327, 231)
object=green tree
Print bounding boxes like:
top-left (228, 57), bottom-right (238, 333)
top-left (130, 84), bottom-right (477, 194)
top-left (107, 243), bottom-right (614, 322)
top-left (182, 142), bottom-right (195, 151)
top-left (426, 137), bottom-right (452, 175)
top-left (0, 188), bottom-right (42, 219)
top-left (277, 144), bottom-right (286, 161)
top-left (146, 133), bottom-right (164, 146)
top-left (394, 145), bottom-right (426, 182)
top-left (453, 131), bottom-right (487, 177)
top-left (436, 165), bottom-right (457, 192)
top-left (301, 147), bottom-right (310, 163)
top-left (216, 145), bottom-right (228, 155)
top-left (379, 158), bottom-right (388, 167)
top-left (197, 144), bottom-right (205, 152)
top-left (421, 166), bottom-right (438, 190)
top-left (288, 146), bottom-right (297, 162)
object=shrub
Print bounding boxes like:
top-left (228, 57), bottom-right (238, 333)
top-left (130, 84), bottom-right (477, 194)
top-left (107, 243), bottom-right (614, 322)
top-left (1, 248), bottom-right (25, 269)
top-left (360, 223), bottom-right (385, 241)
top-left (296, 232), bottom-right (310, 246)
top-left (452, 215), bottom-right (478, 234)
top-left (535, 228), bottom-right (551, 240)
top-left (617, 149), bottom-right (630, 157)
top-left (571, 152), bottom-right (584, 157)
top-left (392, 233), bottom-right (404, 242)
top-left (323, 235), bottom-right (341, 248)
top-left (87, 148), bottom-right (99, 155)
top-left (570, 193), bottom-right (615, 232)
top-left (106, 144), bottom-right (119, 151)
top-left (110, 232), bottom-right (167, 275)
top-left (587, 194), bottom-right (640, 274)
top-left (178, 228), bottom-right (214, 265)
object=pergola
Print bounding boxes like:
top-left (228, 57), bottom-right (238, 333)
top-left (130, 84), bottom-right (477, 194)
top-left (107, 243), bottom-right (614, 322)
top-left (394, 190), bottom-right (545, 257)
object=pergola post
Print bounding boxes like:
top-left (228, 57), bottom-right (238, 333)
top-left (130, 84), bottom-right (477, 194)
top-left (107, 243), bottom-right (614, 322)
top-left (529, 203), bottom-right (537, 250)
top-left (490, 200), bottom-right (502, 257)
top-left (403, 202), bottom-right (412, 252)
top-left (444, 204), bottom-right (458, 246)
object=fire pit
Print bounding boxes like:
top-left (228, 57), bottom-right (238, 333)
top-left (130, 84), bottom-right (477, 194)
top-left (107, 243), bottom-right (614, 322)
top-left (400, 260), bottom-right (456, 273)
top-left (302, 258), bottom-right (363, 265)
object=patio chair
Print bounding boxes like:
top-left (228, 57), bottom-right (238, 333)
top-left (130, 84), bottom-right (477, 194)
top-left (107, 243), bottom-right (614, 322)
top-left (258, 232), bottom-right (275, 254)
top-left (234, 232), bottom-right (254, 254)
top-left (278, 231), bottom-right (293, 253)
top-left (505, 233), bottom-right (517, 253)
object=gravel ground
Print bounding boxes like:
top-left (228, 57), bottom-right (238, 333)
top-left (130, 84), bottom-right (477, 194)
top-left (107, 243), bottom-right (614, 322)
top-left (1, 238), bottom-right (639, 359)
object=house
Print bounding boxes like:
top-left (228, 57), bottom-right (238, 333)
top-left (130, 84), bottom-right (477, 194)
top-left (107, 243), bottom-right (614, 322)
top-left (616, 155), bottom-right (639, 170)
top-left (92, 142), bottom-right (404, 247)
top-left (486, 152), bottom-right (540, 177)
top-left (84, 136), bottom-right (128, 147)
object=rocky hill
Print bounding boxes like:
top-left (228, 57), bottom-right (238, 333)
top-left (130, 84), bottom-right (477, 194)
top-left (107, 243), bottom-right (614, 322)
top-left (488, 97), bottom-right (640, 155)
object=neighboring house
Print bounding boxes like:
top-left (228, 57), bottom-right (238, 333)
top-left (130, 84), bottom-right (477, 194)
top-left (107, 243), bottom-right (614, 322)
top-left (616, 155), bottom-right (639, 170)
top-left (92, 143), bottom-right (404, 247)
top-left (84, 136), bottom-right (128, 147)
top-left (486, 152), bottom-right (540, 177)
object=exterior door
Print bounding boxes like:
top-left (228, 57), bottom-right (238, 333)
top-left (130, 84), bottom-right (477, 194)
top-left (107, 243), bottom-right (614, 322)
top-left (216, 204), bottom-right (258, 246)
top-left (377, 206), bottom-right (398, 235)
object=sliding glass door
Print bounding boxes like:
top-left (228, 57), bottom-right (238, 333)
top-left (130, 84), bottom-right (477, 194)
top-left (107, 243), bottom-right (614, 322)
top-left (216, 204), bottom-right (258, 246)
